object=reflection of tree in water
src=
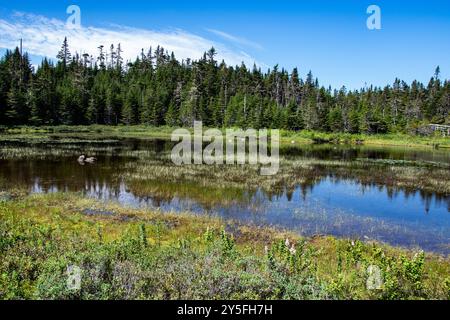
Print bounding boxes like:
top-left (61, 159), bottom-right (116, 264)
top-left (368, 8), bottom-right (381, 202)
top-left (244, 166), bottom-right (449, 212)
top-left (0, 139), bottom-right (449, 215)
top-left (283, 144), bottom-right (450, 164)
top-left (0, 157), bottom-right (124, 195)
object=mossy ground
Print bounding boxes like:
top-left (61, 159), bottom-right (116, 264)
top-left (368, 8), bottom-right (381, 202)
top-left (0, 192), bottom-right (448, 300)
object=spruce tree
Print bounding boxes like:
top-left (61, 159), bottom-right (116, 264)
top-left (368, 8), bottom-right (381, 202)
top-left (56, 37), bottom-right (71, 71)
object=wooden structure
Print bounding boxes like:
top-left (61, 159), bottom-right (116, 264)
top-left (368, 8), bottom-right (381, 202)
top-left (429, 124), bottom-right (450, 137)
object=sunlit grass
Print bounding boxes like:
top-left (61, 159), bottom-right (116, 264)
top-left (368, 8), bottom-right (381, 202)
top-left (280, 130), bottom-right (450, 149)
top-left (2, 125), bottom-right (449, 148)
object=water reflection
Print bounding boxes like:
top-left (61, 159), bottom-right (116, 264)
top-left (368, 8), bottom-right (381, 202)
top-left (0, 138), bottom-right (449, 253)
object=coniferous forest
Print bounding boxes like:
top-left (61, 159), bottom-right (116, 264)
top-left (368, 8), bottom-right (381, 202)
top-left (0, 38), bottom-right (449, 133)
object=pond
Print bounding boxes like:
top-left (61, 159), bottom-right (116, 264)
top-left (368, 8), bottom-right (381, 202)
top-left (0, 136), bottom-right (449, 253)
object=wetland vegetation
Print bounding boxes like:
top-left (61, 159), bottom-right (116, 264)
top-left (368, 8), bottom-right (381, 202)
top-left (1, 125), bottom-right (450, 148)
top-left (1, 192), bottom-right (449, 300)
top-left (0, 129), bottom-right (449, 300)
top-left (0, 126), bottom-right (450, 299)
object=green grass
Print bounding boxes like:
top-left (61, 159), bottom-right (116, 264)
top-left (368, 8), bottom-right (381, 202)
top-left (1, 125), bottom-right (449, 148)
top-left (280, 130), bottom-right (450, 149)
top-left (0, 193), bottom-right (449, 300)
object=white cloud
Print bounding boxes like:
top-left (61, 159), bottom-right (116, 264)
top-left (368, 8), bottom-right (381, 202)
top-left (206, 28), bottom-right (263, 50)
top-left (0, 12), bottom-right (261, 67)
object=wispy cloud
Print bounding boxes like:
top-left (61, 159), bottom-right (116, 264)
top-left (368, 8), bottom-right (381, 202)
top-left (0, 12), bottom-right (261, 67)
top-left (206, 28), bottom-right (263, 50)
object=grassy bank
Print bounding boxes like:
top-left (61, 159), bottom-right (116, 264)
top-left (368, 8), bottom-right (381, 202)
top-left (1, 125), bottom-right (449, 149)
top-left (280, 130), bottom-right (450, 149)
top-left (0, 192), bottom-right (449, 300)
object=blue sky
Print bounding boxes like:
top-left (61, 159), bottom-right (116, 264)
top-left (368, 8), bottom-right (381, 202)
top-left (0, 0), bottom-right (449, 89)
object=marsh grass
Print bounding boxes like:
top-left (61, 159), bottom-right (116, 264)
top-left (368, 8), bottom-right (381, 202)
top-left (126, 179), bottom-right (251, 208)
top-left (121, 151), bottom-right (450, 200)
top-left (2, 125), bottom-right (449, 148)
top-left (0, 192), bottom-right (448, 300)
top-left (0, 145), bottom-right (122, 160)
top-left (280, 130), bottom-right (450, 149)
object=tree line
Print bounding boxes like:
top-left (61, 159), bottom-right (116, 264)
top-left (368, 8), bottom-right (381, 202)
top-left (0, 37), bottom-right (448, 133)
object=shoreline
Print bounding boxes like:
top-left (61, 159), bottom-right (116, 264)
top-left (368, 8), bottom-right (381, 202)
top-left (1, 125), bottom-right (449, 149)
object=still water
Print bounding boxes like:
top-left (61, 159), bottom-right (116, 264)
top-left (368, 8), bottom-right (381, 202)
top-left (0, 137), bottom-right (449, 253)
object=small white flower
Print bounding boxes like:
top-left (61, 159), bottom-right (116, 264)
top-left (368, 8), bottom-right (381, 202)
top-left (285, 238), bottom-right (290, 248)
top-left (413, 250), bottom-right (424, 259)
top-left (264, 245), bottom-right (269, 255)
top-left (289, 245), bottom-right (296, 255)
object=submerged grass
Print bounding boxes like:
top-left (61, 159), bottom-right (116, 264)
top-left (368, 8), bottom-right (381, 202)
top-left (122, 154), bottom-right (450, 199)
top-left (0, 192), bottom-right (448, 300)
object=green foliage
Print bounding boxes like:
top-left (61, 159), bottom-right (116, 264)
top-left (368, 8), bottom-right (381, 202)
top-left (0, 195), bottom-right (448, 300)
top-left (444, 277), bottom-right (450, 299)
top-left (332, 240), bottom-right (431, 300)
top-left (139, 224), bottom-right (147, 248)
top-left (203, 226), bottom-right (214, 244)
top-left (220, 228), bottom-right (235, 257)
